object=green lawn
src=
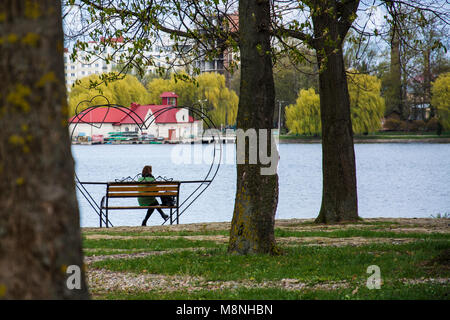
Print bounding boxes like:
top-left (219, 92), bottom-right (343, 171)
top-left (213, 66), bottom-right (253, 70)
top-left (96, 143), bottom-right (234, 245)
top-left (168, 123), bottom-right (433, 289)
top-left (91, 241), bottom-right (449, 282)
top-left (83, 237), bottom-right (222, 252)
top-left (84, 218), bottom-right (450, 300)
top-left (97, 283), bottom-right (449, 300)
top-left (274, 229), bottom-right (450, 240)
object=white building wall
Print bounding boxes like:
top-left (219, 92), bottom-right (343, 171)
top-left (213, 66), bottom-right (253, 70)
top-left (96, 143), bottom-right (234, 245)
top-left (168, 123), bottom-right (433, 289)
top-left (175, 109), bottom-right (189, 123)
top-left (69, 123), bottom-right (118, 139)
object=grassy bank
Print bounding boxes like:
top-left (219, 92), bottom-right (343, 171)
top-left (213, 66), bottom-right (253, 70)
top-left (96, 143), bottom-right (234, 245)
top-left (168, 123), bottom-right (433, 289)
top-left (83, 218), bottom-right (450, 300)
top-left (280, 131), bottom-right (450, 143)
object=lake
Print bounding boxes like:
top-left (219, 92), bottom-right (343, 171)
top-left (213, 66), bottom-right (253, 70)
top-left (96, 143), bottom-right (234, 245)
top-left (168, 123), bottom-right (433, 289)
top-left (73, 143), bottom-right (450, 227)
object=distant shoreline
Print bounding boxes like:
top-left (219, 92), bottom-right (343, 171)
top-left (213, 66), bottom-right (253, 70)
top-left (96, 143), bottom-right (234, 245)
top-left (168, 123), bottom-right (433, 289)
top-left (280, 138), bottom-right (450, 144)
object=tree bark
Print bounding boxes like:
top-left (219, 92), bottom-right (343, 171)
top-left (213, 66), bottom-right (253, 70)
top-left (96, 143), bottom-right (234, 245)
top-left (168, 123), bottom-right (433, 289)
top-left (228, 0), bottom-right (279, 254)
top-left (423, 47), bottom-right (433, 117)
top-left (312, 1), bottom-right (359, 224)
top-left (0, 1), bottom-right (89, 299)
top-left (384, 2), bottom-right (404, 118)
top-left (389, 26), bottom-right (404, 117)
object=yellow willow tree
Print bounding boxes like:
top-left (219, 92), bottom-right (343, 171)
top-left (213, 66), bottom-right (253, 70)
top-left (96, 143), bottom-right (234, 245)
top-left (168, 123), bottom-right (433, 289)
top-left (431, 72), bottom-right (450, 130)
top-left (146, 74), bottom-right (198, 106)
top-left (286, 74), bottom-right (385, 135)
top-left (348, 73), bottom-right (385, 134)
top-left (285, 88), bottom-right (321, 135)
top-left (198, 73), bottom-right (238, 127)
top-left (68, 74), bottom-right (150, 115)
top-left (147, 72), bottom-right (238, 127)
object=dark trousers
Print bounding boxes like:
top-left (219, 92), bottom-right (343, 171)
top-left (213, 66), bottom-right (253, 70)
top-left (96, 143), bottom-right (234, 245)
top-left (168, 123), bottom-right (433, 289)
top-left (142, 201), bottom-right (168, 226)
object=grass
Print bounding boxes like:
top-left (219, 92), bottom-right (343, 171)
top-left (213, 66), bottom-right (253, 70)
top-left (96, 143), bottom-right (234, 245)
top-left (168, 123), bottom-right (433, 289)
top-left (84, 218), bottom-right (450, 300)
top-left (91, 241), bottom-right (450, 282)
top-left (274, 229), bottom-right (450, 240)
top-left (371, 131), bottom-right (450, 137)
top-left (83, 237), bottom-right (223, 251)
top-left (83, 221), bottom-right (437, 240)
top-left (431, 212), bottom-right (450, 219)
top-left (96, 282), bottom-right (449, 300)
top-left (83, 229), bottom-right (229, 237)
top-left (279, 131), bottom-right (450, 140)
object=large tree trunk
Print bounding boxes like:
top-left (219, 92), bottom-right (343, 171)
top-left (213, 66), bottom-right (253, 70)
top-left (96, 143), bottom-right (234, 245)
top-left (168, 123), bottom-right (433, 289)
top-left (0, 1), bottom-right (89, 299)
top-left (228, 0), bottom-right (279, 254)
top-left (312, 1), bottom-right (359, 224)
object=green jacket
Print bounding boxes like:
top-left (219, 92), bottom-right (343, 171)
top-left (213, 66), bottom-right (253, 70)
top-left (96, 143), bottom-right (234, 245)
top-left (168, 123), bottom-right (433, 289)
top-left (137, 176), bottom-right (158, 206)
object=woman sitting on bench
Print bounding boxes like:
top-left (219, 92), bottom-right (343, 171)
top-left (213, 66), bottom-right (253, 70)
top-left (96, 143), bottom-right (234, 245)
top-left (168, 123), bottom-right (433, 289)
top-left (139, 165), bottom-right (169, 226)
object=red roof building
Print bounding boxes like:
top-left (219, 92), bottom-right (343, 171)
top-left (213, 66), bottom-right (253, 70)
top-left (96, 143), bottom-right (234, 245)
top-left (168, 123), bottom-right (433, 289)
top-left (160, 92), bottom-right (178, 107)
top-left (70, 93), bottom-right (189, 125)
top-left (69, 93), bottom-right (202, 141)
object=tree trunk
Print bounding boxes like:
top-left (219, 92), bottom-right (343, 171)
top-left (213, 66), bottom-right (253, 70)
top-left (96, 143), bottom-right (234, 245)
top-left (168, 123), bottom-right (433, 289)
top-left (389, 28), bottom-right (404, 117)
top-left (423, 48), bottom-right (433, 118)
top-left (312, 1), bottom-right (359, 224)
top-left (228, 0), bottom-right (279, 254)
top-left (0, 1), bottom-right (89, 299)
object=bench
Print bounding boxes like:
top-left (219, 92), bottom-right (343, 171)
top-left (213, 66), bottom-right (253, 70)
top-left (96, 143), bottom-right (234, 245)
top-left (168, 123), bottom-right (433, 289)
top-left (100, 181), bottom-right (180, 227)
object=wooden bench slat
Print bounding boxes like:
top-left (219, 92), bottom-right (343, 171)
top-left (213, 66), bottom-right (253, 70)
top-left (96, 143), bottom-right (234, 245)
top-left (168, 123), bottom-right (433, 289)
top-left (101, 181), bottom-right (181, 227)
top-left (108, 192), bottom-right (178, 197)
top-left (104, 206), bottom-right (177, 209)
top-left (108, 186), bottom-right (179, 192)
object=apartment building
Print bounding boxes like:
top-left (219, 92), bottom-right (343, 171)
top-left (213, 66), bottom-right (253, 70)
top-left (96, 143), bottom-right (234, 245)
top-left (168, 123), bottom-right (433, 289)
top-left (64, 37), bottom-right (178, 88)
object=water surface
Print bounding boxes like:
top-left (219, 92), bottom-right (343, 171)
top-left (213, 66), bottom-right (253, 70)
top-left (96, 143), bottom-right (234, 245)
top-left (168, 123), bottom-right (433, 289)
top-left (73, 143), bottom-right (450, 227)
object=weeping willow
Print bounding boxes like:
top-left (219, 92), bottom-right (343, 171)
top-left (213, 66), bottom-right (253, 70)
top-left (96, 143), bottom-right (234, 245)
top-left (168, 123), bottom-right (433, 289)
top-left (147, 72), bottom-right (238, 126)
top-left (286, 73), bottom-right (385, 135)
top-left (68, 74), bottom-right (150, 115)
top-left (285, 88), bottom-right (321, 135)
top-left (348, 73), bottom-right (385, 134)
top-left (431, 72), bottom-right (450, 130)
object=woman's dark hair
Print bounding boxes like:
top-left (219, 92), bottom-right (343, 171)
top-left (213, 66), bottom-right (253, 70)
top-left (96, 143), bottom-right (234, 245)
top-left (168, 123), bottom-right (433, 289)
top-left (142, 165), bottom-right (152, 177)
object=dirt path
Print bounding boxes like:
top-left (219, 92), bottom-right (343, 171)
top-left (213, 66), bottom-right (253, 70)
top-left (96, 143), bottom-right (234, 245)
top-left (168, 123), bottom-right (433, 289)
top-left (87, 268), bottom-right (449, 296)
top-left (83, 218), bottom-right (450, 234)
top-left (83, 218), bottom-right (448, 247)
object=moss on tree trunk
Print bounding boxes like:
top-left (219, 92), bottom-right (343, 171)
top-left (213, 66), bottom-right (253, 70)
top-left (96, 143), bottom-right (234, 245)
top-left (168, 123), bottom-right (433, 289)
top-left (0, 1), bottom-right (89, 299)
top-left (228, 0), bottom-right (279, 255)
top-left (312, 0), bottom-right (359, 224)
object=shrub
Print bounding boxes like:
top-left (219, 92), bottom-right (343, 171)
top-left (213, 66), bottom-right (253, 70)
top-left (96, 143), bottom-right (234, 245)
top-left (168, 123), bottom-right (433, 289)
top-left (383, 118), bottom-right (403, 131)
top-left (425, 118), bottom-right (439, 132)
top-left (408, 120), bottom-right (426, 132)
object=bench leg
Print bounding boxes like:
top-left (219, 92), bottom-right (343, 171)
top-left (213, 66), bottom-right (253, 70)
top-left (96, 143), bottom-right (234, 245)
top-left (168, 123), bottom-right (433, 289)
top-left (105, 201), bottom-right (109, 228)
top-left (100, 196), bottom-right (105, 228)
top-left (176, 195), bottom-right (180, 225)
top-left (105, 187), bottom-right (110, 228)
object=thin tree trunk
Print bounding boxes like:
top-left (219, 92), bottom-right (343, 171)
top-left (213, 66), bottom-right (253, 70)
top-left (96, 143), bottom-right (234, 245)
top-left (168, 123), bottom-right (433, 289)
top-left (0, 1), bottom-right (89, 299)
top-left (312, 1), bottom-right (359, 224)
top-left (423, 48), bottom-right (433, 118)
top-left (228, 0), bottom-right (279, 254)
top-left (390, 29), bottom-right (403, 117)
